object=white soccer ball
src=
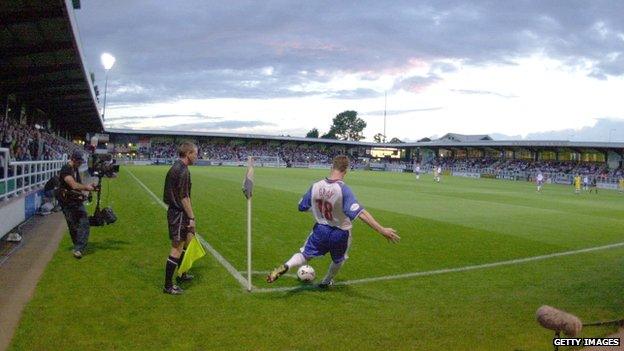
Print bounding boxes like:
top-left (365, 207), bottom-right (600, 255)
top-left (297, 265), bottom-right (316, 282)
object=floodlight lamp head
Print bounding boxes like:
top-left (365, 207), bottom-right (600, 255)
top-left (101, 53), bottom-right (116, 70)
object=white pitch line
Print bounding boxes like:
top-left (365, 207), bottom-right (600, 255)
top-left (253, 241), bottom-right (624, 293)
top-left (127, 169), bottom-right (250, 290)
top-left (239, 270), bottom-right (298, 278)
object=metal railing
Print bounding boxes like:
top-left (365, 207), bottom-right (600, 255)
top-left (0, 148), bottom-right (67, 201)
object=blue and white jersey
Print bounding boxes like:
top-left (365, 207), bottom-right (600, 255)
top-left (298, 178), bottom-right (364, 231)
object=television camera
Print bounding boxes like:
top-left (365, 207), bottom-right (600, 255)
top-left (88, 154), bottom-right (119, 226)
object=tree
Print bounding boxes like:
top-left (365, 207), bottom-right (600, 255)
top-left (327, 110), bottom-right (367, 141)
top-left (305, 128), bottom-right (319, 138)
top-left (373, 133), bottom-right (386, 143)
top-left (389, 137), bottom-right (403, 143)
top-left (320, 130), bottom-right (337, 139)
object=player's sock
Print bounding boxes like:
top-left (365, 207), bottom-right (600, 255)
top-left (285, 253), bottom-right (307, 271)
top-left (321, 260), bottom-right (344, 284)
top-left (164, 255), bottom-right (179, 288)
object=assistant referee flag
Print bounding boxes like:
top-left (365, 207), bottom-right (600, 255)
top-left (177, 235), bottom-right (206, 276)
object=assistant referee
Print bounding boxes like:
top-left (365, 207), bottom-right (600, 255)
top-left (162, 142), bottom-right (198, 295)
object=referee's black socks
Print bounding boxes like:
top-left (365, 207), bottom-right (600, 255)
top-left (165, 255), bottom-right (179, 288)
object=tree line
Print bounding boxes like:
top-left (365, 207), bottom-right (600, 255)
top-left (305, 110), bottom-right (402, 143)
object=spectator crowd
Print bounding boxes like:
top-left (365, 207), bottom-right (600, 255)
top-left (115, 141), bottom-right (363, 166)
top-left (1, 118), bottom-right (81, 161)
top-left (425, 157), bottom-right (623, 181)
top-left (1, 117), bottom-right (83, 178)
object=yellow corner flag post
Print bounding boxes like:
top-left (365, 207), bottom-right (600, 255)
top-left (177, 234), bottom-right (206, 276)
top-left (242, 156), bottom-right (254, 292)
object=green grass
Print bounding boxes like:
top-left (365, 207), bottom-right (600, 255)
top-left (10, 166), bottom-right (624, 350)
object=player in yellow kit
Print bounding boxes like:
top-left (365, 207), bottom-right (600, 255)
top-left (573, 174), bottom-right (581, 195)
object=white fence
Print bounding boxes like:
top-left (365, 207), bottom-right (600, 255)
top-left (0, 148), bottom-right (67, 202)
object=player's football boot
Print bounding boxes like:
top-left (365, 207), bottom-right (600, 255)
top-left (318, 280), bottom-right (334, 289)
top-left (266, 264), bottom-right (288, 283)
top-left (163, 285), bottom-right (184, 295)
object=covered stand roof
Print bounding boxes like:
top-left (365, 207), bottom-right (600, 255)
top-left (437, 133), bottom-right (493, 142)
top-left (0, 0), bottom-right (103, 134)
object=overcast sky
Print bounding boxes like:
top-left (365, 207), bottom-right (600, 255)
top-left (74, 1), bottom-right (624, 142)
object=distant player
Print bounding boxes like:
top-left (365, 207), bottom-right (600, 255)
top-left (435, 165), bottom-right (442, 183)
top-left (266, 155), bottom-right (400, 288)
top-left (414, 162), bottom-right (421, 180)
top-left (589, 177), bottom-right (598, 194)
top-left (536, 171), bottom-right (544, 192)
top-left (582, 175), bottom-right (589, 191)
top-left (573, 174), bottom-right (581, 195)
top-left (619, 177), bottom-right (624, 193)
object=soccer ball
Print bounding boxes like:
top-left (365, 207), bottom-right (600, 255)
top-left (297, 265), bottom-right (315, 282)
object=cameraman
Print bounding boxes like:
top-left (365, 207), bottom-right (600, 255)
top-left (58, 150), bottom-right (96, 259)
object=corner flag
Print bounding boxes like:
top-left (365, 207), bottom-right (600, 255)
top-left (177, 235), bottom-right (206, 276)
top-left (243, 157), bottom-right (254, 291)
top-left (242, 157), bottom-right (254, 199)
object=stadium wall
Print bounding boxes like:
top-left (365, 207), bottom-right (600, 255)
top-left (0, 189), bottom-right (43, 239)
top-left (452, 171), bottom-right (481, 179)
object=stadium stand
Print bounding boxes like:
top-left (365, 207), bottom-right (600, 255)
top-left (0, 117), bottom-right (82, 163)
top-left (421, 157), bottom-right (623, 184)
top-left (112, 140), bottom-right (363, 167)
top-left (105, 130), bottom-right (624, 187)
top-left (1, 0), bottom-right (103, 236)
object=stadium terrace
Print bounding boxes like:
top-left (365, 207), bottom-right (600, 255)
top-left (104, 129), bottom-right (624, 186)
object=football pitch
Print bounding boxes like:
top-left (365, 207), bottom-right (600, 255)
top-left (10, 166), bottom-right (624, 350)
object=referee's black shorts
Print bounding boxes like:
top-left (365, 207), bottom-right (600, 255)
top-left (167, 207), bottom-right (192, 243)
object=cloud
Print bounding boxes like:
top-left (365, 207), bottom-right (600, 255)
top-left (143, 120), bottom-right (275, 131)
top-left (105, 113), bottom-right (223, 122)
top-left (393, 74), bottom-right (441, 93)
top-left (489, 133), bottom-right (523, 140)
top-left (491, 118), bottom-right (624, 142)
top-left (451, 89), bottom-right (517, 98)
top-left (105, 122), bottom-right (134, 129)
top-left (76, 1), bottom-right (624, 106)
top-left (326, 89), bottom-right (382, 99)
top-left (362, 107), bottom-right (443, 116)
